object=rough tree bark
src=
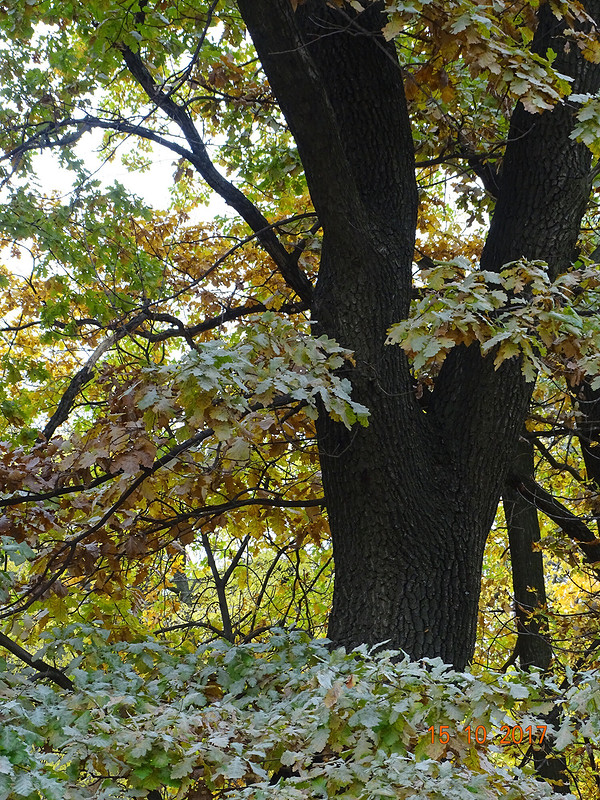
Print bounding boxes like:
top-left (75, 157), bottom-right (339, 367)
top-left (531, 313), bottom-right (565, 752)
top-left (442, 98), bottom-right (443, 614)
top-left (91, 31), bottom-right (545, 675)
top-left (236, 0), bottom-right (600, 670)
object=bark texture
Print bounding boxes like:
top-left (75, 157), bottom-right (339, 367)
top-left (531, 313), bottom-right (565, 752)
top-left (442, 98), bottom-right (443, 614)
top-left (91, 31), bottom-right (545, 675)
top-left (504, 439), bottom-right (552, 672)
top-left (237, 0), bottom-right (600, 670)
top-left (504, 440), bottom-right (570, 792)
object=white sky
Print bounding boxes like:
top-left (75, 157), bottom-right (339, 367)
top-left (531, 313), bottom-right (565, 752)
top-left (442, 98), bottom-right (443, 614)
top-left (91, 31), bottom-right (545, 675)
top-left (32, 128), bottom-right (229, 214)
top-left (2, 127), bottom-right (231, 279)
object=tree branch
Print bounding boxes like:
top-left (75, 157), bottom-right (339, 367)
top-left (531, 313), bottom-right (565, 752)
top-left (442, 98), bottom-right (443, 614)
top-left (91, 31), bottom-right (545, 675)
top-left (137, 299), bottom-right (308, 344)
top-left (0, 631), bottom-right (73, 690)
top-left (529, 435), bottom-right (585, 483)
top-left (200, 531), bottom-right (235, 641)
top-left (42, 311), bottom-right (149, 440)
top-left (117, 45), bottom-right (313, 303)
top-left (511, 473), bottom-right (600, 566)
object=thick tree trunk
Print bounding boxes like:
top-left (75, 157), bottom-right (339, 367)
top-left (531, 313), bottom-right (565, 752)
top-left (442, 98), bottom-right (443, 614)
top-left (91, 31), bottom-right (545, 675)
top-left (481, 1), bottom-right (600, 282)
top-left (238, 0), bottom-right (600, 670)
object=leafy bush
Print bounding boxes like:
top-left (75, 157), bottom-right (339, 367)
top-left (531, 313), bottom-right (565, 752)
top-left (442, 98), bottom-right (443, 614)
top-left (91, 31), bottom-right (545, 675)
top-left (1, 630), bottom-right (597, 799)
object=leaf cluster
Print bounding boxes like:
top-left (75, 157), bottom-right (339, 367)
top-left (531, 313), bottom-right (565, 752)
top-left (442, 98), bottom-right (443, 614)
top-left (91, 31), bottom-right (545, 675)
top-left (1, 630), bottom-right (598, 800)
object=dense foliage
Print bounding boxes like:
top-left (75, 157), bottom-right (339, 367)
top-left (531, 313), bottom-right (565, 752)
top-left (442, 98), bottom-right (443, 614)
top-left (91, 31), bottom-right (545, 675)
top-left (2, 630), bottom-right (600, 800)
top-left (0, 0), bottom-right (599, 797)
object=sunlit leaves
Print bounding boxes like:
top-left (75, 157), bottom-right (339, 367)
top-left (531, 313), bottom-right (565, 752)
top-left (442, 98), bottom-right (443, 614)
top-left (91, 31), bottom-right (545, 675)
top-left (388, 259), bottom-right (600, 386)
top-left (383, 0), bottom-right (576, 114)
top-left (569, 92), bottom-right (600, 154)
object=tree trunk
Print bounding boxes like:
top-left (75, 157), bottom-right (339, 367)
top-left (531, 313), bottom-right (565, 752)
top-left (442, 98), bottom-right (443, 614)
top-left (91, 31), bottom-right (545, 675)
top-left (237, 0), bottom-right (600, 670)
top-left (504, 438), bottom-right (552, 672)
top-left (504, 439), bottom-right (571, 792)
top-left (576, 379), bottom-right (600, 493)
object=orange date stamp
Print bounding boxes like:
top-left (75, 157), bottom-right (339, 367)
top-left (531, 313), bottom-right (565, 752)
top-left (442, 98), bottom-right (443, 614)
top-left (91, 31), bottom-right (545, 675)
top-left (427, 724), bottom-right (547, 746)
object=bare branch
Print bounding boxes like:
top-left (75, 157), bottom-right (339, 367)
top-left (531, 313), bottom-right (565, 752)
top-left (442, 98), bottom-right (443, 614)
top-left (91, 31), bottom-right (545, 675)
top-left (512, 474), bottom-right (600, 567)
top-left (200, 532), bottom-right (236, 641)
top-left (0, 631), bottom-right (73, 690)
top-left (42, 311), bottom-right (149, 440)
top-left (118, 45), bottom-right (313, 303)
top-left (529, 435), bottom-right (585, 483)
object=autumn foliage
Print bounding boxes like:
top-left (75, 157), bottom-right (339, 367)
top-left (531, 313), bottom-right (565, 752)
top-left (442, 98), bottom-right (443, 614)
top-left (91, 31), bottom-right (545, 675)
top-left (0, 0), bottom-right (599, 798)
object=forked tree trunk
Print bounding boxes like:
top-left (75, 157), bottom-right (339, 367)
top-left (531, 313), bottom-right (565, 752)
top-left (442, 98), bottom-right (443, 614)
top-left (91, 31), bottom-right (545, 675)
top-left (237, 0), bottom-right (600, 670)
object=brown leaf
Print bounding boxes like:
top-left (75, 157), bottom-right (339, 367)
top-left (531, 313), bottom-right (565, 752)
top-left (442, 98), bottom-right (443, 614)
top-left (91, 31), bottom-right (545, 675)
top-left (123, 535), bottom-right (148, 558)
top-left (323, 680), bottom-right (344, 708)
top-left (112, 451), bottom-right (143, 476)
top-left (52, 580), bottom-right (69, 598)
top-left (136, 438), bottom-right (157, 468)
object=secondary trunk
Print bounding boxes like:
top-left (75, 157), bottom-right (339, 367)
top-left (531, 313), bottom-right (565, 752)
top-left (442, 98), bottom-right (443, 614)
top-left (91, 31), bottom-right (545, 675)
top-left (504, 438), bottom-right (552, 672)
top-left (238, 0), bottom-right (600, 669)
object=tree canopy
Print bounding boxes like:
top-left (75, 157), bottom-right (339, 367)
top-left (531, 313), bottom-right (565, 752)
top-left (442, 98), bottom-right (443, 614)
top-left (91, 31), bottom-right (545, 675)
top-left (0, 0), bottom-right (600, 797)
